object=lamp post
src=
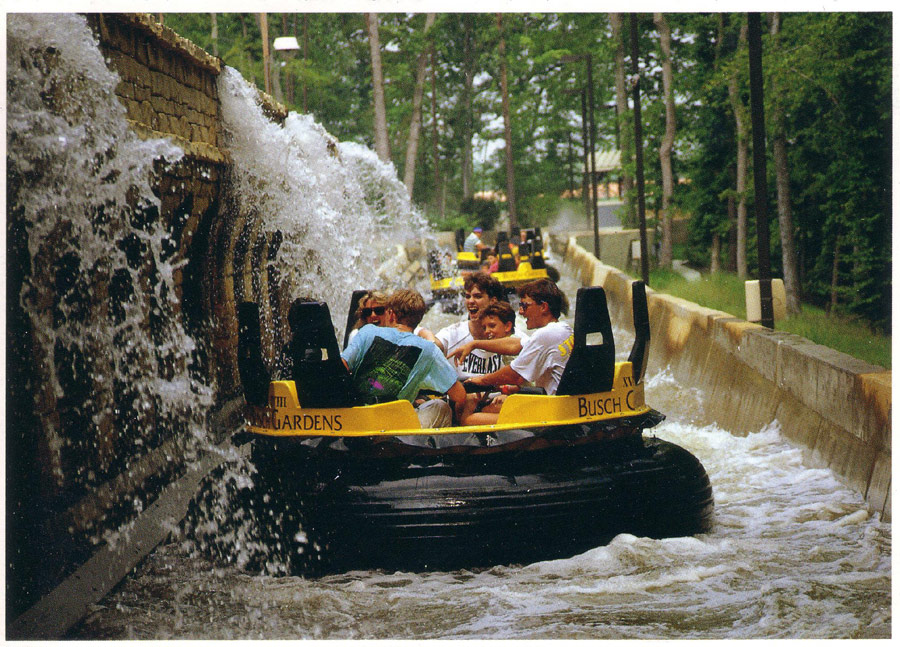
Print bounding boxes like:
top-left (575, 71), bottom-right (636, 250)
top-left (561, 54), bottom-right (599, 259)
top-left (273, 36), bottom-right (300, 105)
top-left (747, 13), bottom-right (774, 328)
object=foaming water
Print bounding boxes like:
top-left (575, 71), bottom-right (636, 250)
top-left (217, 67), bottom-right (428, 332)
top-left (74, 268), bottom-right (890, 639)
top-left (7, 14), bottom-right (209, 496)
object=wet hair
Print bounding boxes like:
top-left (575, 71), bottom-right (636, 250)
top-left (479, 301), bottom-right (516, 328)
top-left (387, 288), bottom-right (427, 328)
top-left (463, 271), bottom-right (505, 301)
top-left (517, 278), bottom-right (569, 319)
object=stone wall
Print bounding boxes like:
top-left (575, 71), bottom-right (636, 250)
top-left (554, 235), bottom-right (891, 521)
top-left (7, 13), bottom-right (296, 623)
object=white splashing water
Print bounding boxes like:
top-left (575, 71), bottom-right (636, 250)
top-left (7, 14), bottom-right (210, 490)
top-left (216, 67), bottom-right (430, 330)
top-left (7, 14), bottom-right (430, 566)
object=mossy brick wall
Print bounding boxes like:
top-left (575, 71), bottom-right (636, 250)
top-left (7, 13), bottom-right (298, 622)
top-left (555, 235), bottom-right (891, 522)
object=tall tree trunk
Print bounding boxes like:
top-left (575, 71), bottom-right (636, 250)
top-left (609, 13), bottom-right (634, 225)
top-left (829, 234), bottom-right (841, 314)
top-left (654, 12), bottom-right (676, 268)
top-left (210, 13), bottom-right (218, 57)
top-left (769, 13), bottom-right (802, 314)
top-left (302, 15), bottom-right (308, 112)
top-left (460, 15), bottom-right (476, 200)
top-left (711, 234), bottom-right (721, 272)
top-left (497, 13), bottom-right (517, 229)
top-left (403, 13), bottom-right (437, 198)
top-left (727, 18), bottom-right (749, 279)
top-left (282, 14), bottom-right (293, 105)
top-left (430, 47), bottom-right (444, 218)
top-left (726, 184), bottom-right (737, 272)
top-left (365, 13), bottom-right (391, 162)
top-left (258, 13), bottom-right (271, 95)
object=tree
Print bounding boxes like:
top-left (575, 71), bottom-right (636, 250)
top-left (654, 12), bottom-right (676, 268)
top-left (497, 13), bottom-right (518, 229)
top-left (402, 13), bottom-right (437, 197)
top-left (365, 13), bottom-right (390, 162)
top-left (767, 12), bottom-right (801, 314)
top-left (460, 15), bottom-right (476, 201)
top-left (609, 13), bottom-right (634, 226)
top-left (210, 13), bottom-right (218, 57)
top-left (726, 15), bottom-right (750, 278)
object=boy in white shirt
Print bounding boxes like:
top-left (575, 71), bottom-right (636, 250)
top-left (453, 279), bottom-right (574, 426)
top-left (419, 272), bottom-right (521, 379)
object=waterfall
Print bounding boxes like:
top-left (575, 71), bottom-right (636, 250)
top-left (7, 13), bottom-right (205, 493)
top-left (217, 66), bottom-right (429, 331)
top-left (7, 12), bottom-right (430, 569)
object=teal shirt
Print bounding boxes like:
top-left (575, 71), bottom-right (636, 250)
top-left (341, 325), bottom-right (459, 404)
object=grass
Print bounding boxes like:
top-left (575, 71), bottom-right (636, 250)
top-left (648, 268), bottom-right (891, 370)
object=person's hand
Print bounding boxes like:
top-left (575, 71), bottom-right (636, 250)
top-left (466, 374), bottom-right (487, 387)
top-left (448, 341), bottom-right (476, 366)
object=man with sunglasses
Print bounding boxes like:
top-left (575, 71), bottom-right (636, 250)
top-left (452, 279), bottom-right (573, 425)
top-left (342, 288), bottom-right (466, 428)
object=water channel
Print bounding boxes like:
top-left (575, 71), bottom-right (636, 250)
top-left (72, 270), bottom-right (890, 639)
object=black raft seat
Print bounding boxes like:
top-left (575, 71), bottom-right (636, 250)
top-left (238, 298), bottom-right (359, 409)
top-left (556, 286), bottom-right (616, 396)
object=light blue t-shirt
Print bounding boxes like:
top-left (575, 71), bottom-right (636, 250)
top-left (341, 324), bottom-right (459, 404)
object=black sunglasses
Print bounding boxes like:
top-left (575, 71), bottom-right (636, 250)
top-left (361, 306), bottom-right (386, 317)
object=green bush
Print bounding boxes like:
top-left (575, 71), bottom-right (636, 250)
top-left (459, 197), bottom-right (500, 231)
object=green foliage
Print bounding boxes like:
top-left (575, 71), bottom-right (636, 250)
top-left (160, 11), bottom-right (892, 330)
top-left (459, 197), bottom-right (500, 230)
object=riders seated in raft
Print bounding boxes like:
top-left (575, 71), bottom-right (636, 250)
top-left (417, 271), bottom-right (524, 381)
top-left (450, 278), bottom-right (574, 426)
top-left (341, 288), bottom-right (466, 428)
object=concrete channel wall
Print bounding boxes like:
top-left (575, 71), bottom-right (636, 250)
top-left (553, 235), bottom-right (891, 522)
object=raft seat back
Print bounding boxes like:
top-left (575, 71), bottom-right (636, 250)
top-left (289, 300), bottom-right (358, 408)
top-left (495, 231), bottom-right (517, 272)
top-left (530, 229), bottom-right (547, 269)
top-left (237, 302), bottom-right (272, 407)
top-left (343, 289), bottom-right (371, 349)
top-left (556, 286), bottom-right (616, 396)
top-left (627, 280), bottom-right (651, 384)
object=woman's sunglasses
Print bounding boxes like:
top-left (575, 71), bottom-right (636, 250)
top-left (361, 306), bottom-right (386, 317)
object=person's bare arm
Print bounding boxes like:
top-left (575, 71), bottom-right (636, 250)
top-left (465, 365), bottom-right (525, 389)
top-left (448, 336), bottom-right (523, 365)
top-left (417, 327), bottom-right (446, 354)
top-left (446, 380), bottom-right (467, 405)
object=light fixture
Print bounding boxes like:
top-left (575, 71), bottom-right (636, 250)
top-left (273, 36), bottom-right (300, 51)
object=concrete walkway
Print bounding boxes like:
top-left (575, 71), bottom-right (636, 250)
top-left (673, 259), bottom-right (701, 281)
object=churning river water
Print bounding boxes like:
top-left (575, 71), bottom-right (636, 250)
top-left (72, 272), bottom-right (890, 640)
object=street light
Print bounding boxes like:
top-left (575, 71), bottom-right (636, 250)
top-left (561, 53), bottom-right (599, 259)
top-left (271, 36), bottom-right (300, 104)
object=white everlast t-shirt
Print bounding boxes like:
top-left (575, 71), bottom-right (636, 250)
top-left (436, 320), bottom-right (524, 380)
top-left (509, 320), bottom-right (574, 395)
